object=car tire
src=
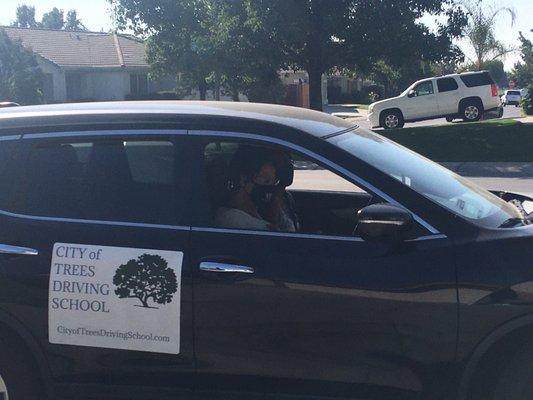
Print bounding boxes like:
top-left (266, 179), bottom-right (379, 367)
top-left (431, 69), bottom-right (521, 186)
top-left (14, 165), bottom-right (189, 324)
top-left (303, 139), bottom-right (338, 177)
top-left (380, 110), bottom-right (404, 129)
top-left (461, 100), bottom-right (483, 122)
top-left (0, 335), bottom-right (45, 400)
top-left (492, 342), bottom-right (533, 400)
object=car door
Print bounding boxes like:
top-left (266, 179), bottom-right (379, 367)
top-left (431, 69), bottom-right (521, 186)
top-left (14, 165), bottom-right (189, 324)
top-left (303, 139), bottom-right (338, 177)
top-left (403, 79), bottom-right (438, 120)
top-left (0, 129), bottom-right (194, 399)
top-left (189, 130), bottom-right (458, 400)
top-left (436, 77), bottom-right (461, 115)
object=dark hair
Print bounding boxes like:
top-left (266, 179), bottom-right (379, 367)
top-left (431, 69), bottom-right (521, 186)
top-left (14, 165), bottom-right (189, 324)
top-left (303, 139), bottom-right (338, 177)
top-left (227, 145), bottom-right (275, 185)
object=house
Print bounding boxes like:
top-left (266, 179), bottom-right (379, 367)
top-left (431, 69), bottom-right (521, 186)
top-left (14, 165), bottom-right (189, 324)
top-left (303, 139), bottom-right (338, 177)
top-left (1, 26), bottom-right (175, 103)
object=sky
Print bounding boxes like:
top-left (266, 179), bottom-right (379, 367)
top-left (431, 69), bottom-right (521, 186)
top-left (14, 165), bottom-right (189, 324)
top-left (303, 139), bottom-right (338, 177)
top-left (0, 0), bottom-right (532, 71)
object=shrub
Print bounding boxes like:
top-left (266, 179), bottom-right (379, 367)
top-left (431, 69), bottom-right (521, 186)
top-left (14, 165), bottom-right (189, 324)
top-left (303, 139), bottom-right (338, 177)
top-left (521, 84), bottom-right (533, 115)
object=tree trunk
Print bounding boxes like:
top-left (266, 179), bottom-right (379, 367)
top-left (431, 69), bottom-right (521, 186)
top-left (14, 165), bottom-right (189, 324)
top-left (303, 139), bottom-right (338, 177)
top-left (198, 78), bottom-right (207, 101)
top-left (214, 73), bottom-right (221, 101)
top-left (308, 68), bottom-right (324, 111)
top-left (231, 87), bottom-right (240, 102)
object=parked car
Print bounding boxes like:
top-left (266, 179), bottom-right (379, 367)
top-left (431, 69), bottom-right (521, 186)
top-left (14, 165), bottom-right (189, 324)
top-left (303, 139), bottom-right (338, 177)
top-left (501, 89), bottom-right (522, 106)
top-left (367, 71), bottom-right (502, 129)
top-left (0, 102), bottom-right (532, 400)
top-left (0, 102), bottom-right (20, 108)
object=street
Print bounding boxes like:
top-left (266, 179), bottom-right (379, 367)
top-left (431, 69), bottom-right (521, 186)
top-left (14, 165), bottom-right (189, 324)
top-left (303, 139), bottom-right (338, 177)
top-left (346, 104), bottom-right (523, 130)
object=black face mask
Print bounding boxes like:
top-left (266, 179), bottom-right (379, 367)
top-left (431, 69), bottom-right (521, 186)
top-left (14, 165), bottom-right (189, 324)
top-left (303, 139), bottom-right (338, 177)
top-left (251, 182), bottom-right (278, 204)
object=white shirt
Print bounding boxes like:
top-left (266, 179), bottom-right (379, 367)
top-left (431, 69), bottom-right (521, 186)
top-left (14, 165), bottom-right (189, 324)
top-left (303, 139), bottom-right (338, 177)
top-left (215, 207), bottom-right (270, 231)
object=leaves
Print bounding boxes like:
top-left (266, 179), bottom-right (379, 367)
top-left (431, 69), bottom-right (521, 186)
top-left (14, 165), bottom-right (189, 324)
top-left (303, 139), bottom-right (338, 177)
top-left (0, 30), bottom-right (43, 105)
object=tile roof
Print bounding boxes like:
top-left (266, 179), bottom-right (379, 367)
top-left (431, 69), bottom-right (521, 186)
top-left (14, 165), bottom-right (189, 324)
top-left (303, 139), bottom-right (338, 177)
top-left (0, 26), bottom-right (148, 68)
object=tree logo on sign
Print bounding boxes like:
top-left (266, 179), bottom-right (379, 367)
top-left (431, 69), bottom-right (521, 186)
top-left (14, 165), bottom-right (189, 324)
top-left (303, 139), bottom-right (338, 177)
top-left (113, 253), bottom-right (177, 309)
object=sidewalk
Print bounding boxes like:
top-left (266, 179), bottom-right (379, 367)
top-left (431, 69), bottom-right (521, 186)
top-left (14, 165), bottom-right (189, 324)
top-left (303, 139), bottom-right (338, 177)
top-left (323, 104), bottom-right (367, 119)
top-left (516, 115), bottom-right (533, 124)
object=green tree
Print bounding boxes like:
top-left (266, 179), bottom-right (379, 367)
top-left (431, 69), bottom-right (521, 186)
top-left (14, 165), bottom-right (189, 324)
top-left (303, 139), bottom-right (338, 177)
top-left (12, 5), bottom-right (37, 28)
top-left (64, 10), bottom-right (87, 31)
top-left (461, 0), bottom-right (516, 70)
top-left (113, 254), bottom-right (178, 308)
top-left (246, 0), bottom-right (467, 110)
top-left (40, 7), bottom-right (65, 30)
top-left (511, 32), bottom-right (533, 88)
top-left (0, 30), bottom-right (43, 105)
top-left (113, 0), bottom-right (284, 102)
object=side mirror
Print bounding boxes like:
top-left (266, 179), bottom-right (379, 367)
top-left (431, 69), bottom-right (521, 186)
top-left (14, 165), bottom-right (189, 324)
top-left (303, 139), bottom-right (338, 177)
top-left (356, 204), bottom-right (414, 242)
top-left (407, 89), bottom-right (416, 98)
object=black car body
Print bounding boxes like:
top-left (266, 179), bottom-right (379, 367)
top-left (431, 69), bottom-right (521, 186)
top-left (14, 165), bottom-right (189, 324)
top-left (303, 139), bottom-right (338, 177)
top-left (0, 102), bottom-right (532, 400)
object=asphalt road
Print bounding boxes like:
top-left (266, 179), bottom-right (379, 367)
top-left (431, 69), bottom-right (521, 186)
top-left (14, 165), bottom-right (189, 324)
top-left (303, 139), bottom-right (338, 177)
top-left (354, 104), bottom-right (522, 130)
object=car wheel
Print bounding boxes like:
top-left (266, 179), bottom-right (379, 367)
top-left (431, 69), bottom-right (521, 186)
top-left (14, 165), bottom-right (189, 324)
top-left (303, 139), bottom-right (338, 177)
top-left (492, 342), bottom-right (533, 399)
top-left (461, 101), bottom-right (483, 122)
top-left (0, 336), bottom-right (44, 399)
top-left (381, 110), bottom-right (404, 129)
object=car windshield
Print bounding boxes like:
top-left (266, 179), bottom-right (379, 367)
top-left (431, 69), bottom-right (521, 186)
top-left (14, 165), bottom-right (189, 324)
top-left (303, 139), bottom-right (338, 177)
top-left (329, 128), bottom-right (522, 228)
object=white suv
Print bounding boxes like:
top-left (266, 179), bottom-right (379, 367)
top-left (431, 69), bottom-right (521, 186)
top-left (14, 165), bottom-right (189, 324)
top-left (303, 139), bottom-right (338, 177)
top-left (367, 71), bottom-right (501, 129)
top-left (501, 89), bottom-right (522, 107)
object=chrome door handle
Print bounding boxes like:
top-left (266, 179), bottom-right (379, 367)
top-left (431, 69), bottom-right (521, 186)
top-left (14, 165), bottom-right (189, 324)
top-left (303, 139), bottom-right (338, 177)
top-left (199, 262), bottom-right (254, 274)
top-left (0, 244), bottom-right (38, 256)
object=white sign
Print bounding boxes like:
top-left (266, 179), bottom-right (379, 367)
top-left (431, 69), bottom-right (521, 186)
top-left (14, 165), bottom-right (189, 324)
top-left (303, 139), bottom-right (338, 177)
top-left (49, 243), bottom-right (183, 354)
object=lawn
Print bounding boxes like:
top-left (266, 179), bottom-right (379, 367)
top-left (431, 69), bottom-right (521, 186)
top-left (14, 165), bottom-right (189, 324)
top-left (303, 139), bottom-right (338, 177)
top-left (378, 119), bottom-right (533, 162)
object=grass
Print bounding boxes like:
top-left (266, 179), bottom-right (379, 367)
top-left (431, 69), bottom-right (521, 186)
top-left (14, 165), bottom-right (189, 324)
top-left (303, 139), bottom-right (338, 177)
top-left (379, 119), bottom-right (533, 162)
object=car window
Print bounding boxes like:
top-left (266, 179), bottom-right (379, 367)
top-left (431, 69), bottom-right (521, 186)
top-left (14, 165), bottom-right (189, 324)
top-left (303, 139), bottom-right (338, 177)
top-left (202, 140), bottom-right (373, 236)
top-left (460, 72), bottom-right (494, 87)
top-left (507, 90), bottom-right (521, 96)
top-left (437, 77), bottom-right (459, 93)
top-left (329, 128), bottom-right (522, 228)
top-left (413, 81), bottom-right (434, 96)
top-left (12, 136), bottom-right (181, 224)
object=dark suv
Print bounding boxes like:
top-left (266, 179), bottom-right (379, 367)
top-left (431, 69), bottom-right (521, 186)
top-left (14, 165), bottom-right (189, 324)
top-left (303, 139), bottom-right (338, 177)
top-left (0, 102), bottom-right (532, 400)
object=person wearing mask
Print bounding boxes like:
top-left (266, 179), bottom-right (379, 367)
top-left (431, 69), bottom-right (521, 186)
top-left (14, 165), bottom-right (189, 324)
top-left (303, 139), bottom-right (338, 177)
top-left (215, 145), bottom-right (281, 231)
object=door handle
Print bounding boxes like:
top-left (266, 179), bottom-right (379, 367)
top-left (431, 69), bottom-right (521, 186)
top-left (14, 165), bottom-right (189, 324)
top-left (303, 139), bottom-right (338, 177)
top-left (0, 244), bottom-right (38, 256)
top-left (199, 261), bottom-right (254, 274)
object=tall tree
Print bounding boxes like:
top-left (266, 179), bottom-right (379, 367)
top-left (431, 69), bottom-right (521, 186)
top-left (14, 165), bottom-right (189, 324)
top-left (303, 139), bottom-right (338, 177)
top-left (40, 7), bottom-right (65, 30)
top-left (12, 5), bottom-right (37, 28)
top-left (461, 0), bottom-right (516, 70)
top-left (242, 0), bottom-right (467, 110)
top-left (113, 0), bottom-right (284, 102)
top-left (0, 30), bottom-right (43, 104)
top-left (511, 32), bottom-right (533, 88)
top-left (64, 10), bottom-right (87, 31)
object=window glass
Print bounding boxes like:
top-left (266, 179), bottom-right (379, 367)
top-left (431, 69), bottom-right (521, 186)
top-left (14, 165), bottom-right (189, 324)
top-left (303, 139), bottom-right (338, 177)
top-left (329, 128), bottom-right (522, 228)
top-left (460, 72), bottom-right (494, 87)
top-left (414, 81), bottom-right (434, 96)
top-left (203, 140), bottom-right (372, 236)
top-left (16, 137), bottom-right (178, 224)
top-left (507, 90), bottom-right (521, 96)
top-left (0, 140), bottom-right (23, 211)
top-left (437, 78), bottom-right (459, 92)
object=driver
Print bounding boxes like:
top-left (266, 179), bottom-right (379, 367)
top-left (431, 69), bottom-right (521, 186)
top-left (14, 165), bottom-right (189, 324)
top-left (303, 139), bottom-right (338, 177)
top-left (214, 145), bottom-right (281, 231)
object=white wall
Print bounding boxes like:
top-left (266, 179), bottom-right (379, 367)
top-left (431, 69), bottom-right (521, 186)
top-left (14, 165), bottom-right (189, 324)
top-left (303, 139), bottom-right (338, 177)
top-left (37, 58), bottom-right (66, 102)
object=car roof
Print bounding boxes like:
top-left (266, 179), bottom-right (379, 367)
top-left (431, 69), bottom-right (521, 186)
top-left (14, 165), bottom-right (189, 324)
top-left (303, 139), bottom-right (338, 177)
top-left (0, 101), bottom-right (355, 138)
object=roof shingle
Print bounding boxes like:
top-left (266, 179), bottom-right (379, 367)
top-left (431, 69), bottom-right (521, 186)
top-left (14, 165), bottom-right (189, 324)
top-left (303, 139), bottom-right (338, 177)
top-left (0, 26), bottom-right (148, 68)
